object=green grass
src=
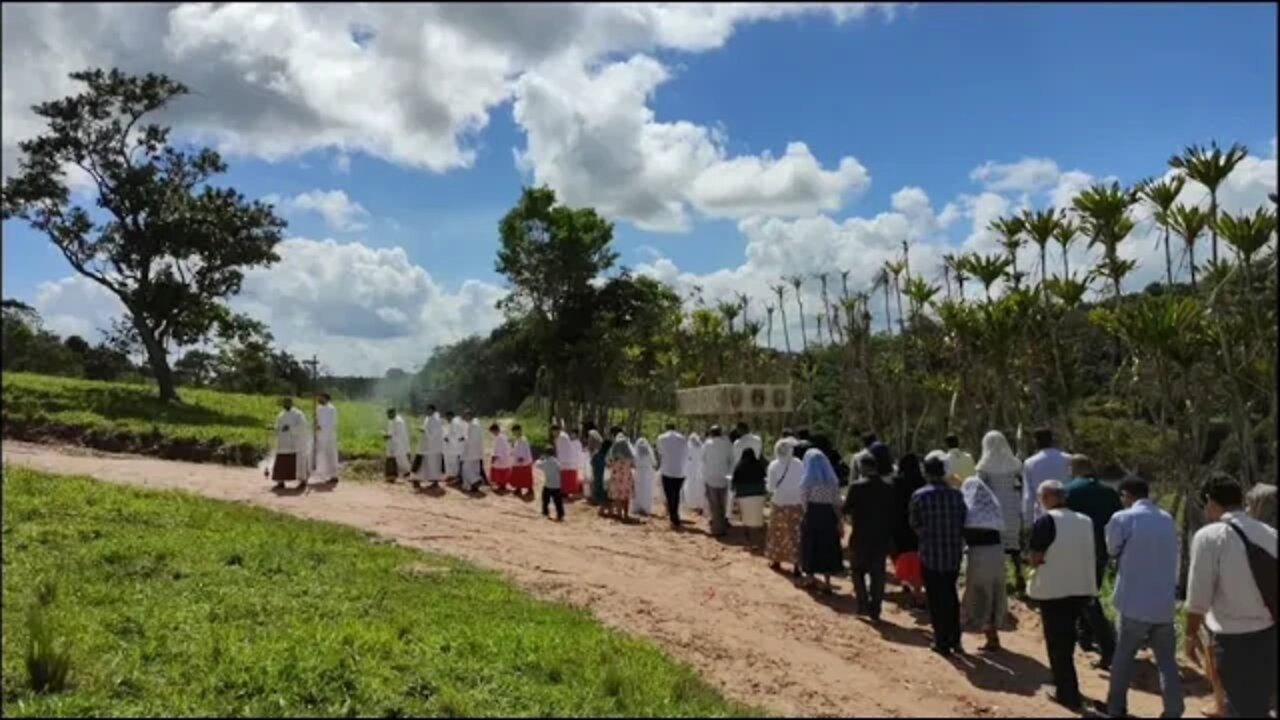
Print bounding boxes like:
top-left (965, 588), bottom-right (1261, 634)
top-left (1, 467), bottom-right (751, 717)
top-left (3, 373), bottom-right (410, 462)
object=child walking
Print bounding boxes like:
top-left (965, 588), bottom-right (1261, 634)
top-left (536, 448), bottom-right (565, 521)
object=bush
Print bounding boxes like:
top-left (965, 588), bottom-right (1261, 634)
top-left (24, 582), bottom-right (71, 695)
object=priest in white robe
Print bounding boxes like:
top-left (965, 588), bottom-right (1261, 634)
top-left (267, 397), bottom-right (311, 489)
top-left (412, 404), bottom-right (446, 489)
top-left (442, 410), bottom-right (461, 483)
top-left (383, 408), bottom-right (411, 482)
top-left (312, 393), bottom-right (340, 484)
top-left (460, 411), bottom-right (486, 492)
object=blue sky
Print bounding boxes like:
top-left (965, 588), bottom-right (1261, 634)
top-left (2, 3), bottom-right (1275, 374)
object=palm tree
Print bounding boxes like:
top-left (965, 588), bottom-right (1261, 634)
top-left (737, 292), bottom-right (751, 328)
top-left (717, 301), bottom-right (740, 334)
top-left (764, 302), bottom-right (776, 349)
top-left (940, 253), bottom-right (956, 300)
top-left (771, 283), bottom-right (791, 354)
top-left (962, 253), bottom-right (1013, 302)
top-left (945, 253), bottom-right (969, 301)
top-left (1169, 141), bottom-right (1248, 263)
top-left (815, 312), bottom-right (825, 346)
top-left (884, 260), bottom-right (907, 335)
top-left (786, 275), bottom-right (808, 352)
top-left (1053, 217), bottom-right (1080, 278)
top-left (904, 277), bottom-right (939, 321)
top-left (989, 215), bottom-right (1027, 287)
top-left (1021, 207), bottom-right (1062, 288)
top-left (839, 268), bottom-right (852, 302)
top-left (1215, 207), bottom-right (1278, 268)
top-left (817, 272), bottom-right (836, 344)
top-left (1090, 256), bottom-right (1138, 302)
top-left (1074, 182), bottom-right (1139, 260)
top-left (1167, 204), bottom-right (1212, 289)
top-left (1138, 176), bottom-right (1188, 287)
top-left (872, 267), bottom-right (895, 334)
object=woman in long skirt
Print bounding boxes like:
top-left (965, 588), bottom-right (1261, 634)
top-left (960, 475), bottom-right (1008, 651)
top-left (799, 448), bottom-right (844, 593)
top-left (606, 434), bottom-right (635, 520)
top-left (975, 430), bottom-right (1025, 593)
top-left (632, 438), bottom-right (656, 516)
top-left (765, 439), bottom-right (805, 575)
top-left (732, 447), bottom-right (768, 548)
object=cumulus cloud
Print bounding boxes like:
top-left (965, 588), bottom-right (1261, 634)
top-left (264, 189), bottom-right (370, 232)
top-left (970, 157), bottom-right (1062, 194)
top-left (2, 2), bottom-right (896, 228)
top-left (31, 237), bottom-right (507, 376)
top-left (512, 54), bottom-right (871, 231)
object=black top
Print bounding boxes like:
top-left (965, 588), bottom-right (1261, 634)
top-left (1028, 514), bottom-right (1057, 554)
top-left (843, 475), bottom-right (896, 563)
top-left (891, 457), bottom-right (925, 554)
top-left (731, 457), bottom-right (767, 497)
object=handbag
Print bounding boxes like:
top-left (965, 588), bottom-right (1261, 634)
top-left (1226, 521), bottom-right (1278, 623)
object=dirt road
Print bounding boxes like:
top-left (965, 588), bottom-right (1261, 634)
top-left (5, 441), bottom-right (1208, 717)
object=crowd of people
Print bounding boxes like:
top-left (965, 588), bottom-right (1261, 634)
top-left (268, 396), bottom-right (1278, 718)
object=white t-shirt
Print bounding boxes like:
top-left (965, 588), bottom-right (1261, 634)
top-left (657, 430), bottom-right (688, 478)
top-left (733, 433), bottom-right (763, 465)
top-left (513, 437), bottom-right (532, 465)
top-left (767, 457), bottom-right (806, 506)
top-left (555, 431), bottom-right (574, 466)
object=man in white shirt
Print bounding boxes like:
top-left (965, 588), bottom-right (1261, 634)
top-left (1185, 475), bottom-right (1277, 719)
top-left (313, 393), bottom-right (340, 484)
top-left (701, 425), bottom-right (735, 537)
top-left (656, 423), bottom-right (688, 530)
top-left (1026, 479), bottom-right (1098, 712)
top-left (1022, 427), bottom-right (1072, 528)
top-left (412, 404), bottom-right (445, 489)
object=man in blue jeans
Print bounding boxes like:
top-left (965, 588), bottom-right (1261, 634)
top-left (1105, 476), bottom-right (1184, 718)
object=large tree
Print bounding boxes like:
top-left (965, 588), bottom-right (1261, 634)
top-left (496, 185), bottom-right (617, 422)
top-left (1, 68), bottom-right (286, 402)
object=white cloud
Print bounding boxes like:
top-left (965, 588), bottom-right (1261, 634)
top-left (265, 189), bottom-right (370, 232)
top-left (512, 53), bottom-right (871, 231)
top-left (2, 1), bottom-right (897, 227)
top-left (31, 237), bottom-right (507, 376)
top-left (970, 157), bottom-right (1061, 193)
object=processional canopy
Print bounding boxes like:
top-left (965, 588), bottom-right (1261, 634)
top-left (675, 384), bottom-right (793, 417)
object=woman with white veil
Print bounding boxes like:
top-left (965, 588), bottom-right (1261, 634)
top-left (975, 430), bottom-right (1026, 594)
top-left (632, 437), bottom-right (656, 516)
top-left (682, 433), bottom-right (706, 514)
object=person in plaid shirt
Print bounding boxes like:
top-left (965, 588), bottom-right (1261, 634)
top-left (910, 450), bottom-right (969, 656)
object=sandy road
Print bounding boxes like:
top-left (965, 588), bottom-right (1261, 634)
top-left (4, 441), bottom-right (1208, 718)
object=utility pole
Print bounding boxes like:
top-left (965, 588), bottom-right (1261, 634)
top-left (303, 355), bottom-right (319, 470)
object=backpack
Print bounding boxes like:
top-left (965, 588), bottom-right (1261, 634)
top-left (1225, 521), bottom-right (1278, 623)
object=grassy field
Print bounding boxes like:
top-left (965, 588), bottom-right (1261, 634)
top-left (1, 467), bottom-right (750, 717)
top-left (3, 373), bottom-right (412, 465)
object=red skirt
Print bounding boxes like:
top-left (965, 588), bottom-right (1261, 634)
top-left (560, 469), bottom-right (580, 495)
top-left (510, 465), bottom-right (534, 491)
top-left (490, 466), bottom-right (512, 489)
top-left (893, 551), bottom-right (923, 589)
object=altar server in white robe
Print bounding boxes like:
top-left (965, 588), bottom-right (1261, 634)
top-left (312, 393), bottom-right (340, 484)
top-left (267, 397), bottom-right (311, 489)
top-left (383, 408), bottom-right (411, 482)
top-left (442, 410), bottom-right (462, 482)
top-left (412, 404), bottom-right (446, 489)
top-left (682, 433), bottom-right (706, 513)
top-left (510, 424), bottom-right (535, 496)
top-left (632, 438), bottom-right (656, 516)
top-left (489, 423), bottom-right (513, 490)
top-left (460, 410), bottom-right (487, 492)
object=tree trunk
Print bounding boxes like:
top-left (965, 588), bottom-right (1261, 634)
top-left (796, 297), bottom-right (808, 352)
top-left (778, 296), bottom-right (792, 354)
top-left (1163, 227), bottom-right (1173, 287)
top-left (132, 313), bottom-right (179, 403)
